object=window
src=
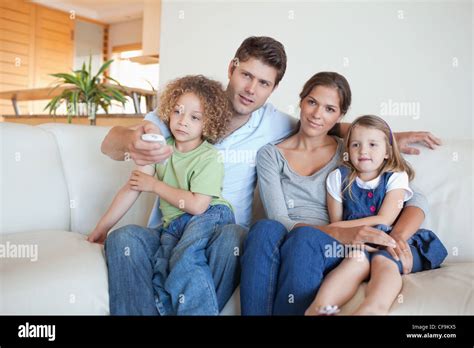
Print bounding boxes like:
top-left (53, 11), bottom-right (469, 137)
top-left (109, 45), bottom-right (159, 114)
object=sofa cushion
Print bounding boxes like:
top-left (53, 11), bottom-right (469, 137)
top-left (0, 123), bottom-right (70, 234)
top-left (406, 139), bottom-right (473, 262)
top-left (221, 263), bottom-right (474, 315)
top-left (339, 262), bottom-right (474, 315)
top-left (1, 230), bottom-right (109, 314)
top-left (38, 123), bottom-right (156, 236)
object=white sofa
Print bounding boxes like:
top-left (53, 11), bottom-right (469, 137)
top-left (1, 122), bottom-right (473, 315)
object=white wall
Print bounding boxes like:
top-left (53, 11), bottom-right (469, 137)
top-left (159, 0), bottom-right (472, 139)
top-left (74, 20), bottom-right (104, 74)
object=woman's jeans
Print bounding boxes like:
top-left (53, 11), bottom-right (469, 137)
top-left (240, 219), bottom-right (343, 315)
top-left (105, 204), bottom-right (247, 315)
top-left (240, 219), bottom-right (427, 315)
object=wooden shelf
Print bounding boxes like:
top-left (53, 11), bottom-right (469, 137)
top-left (1, 114), bottom-right (146, 127)
top-left (0, 85), bottom-right (156, 115)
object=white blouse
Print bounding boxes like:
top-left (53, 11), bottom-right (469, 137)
top-left (326, 169), bottom-right (414, 203)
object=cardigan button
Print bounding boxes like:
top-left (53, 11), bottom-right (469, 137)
top-left (370, 205), bottom-right (376, 213)
top-left (368, 192), bottom-right (374, 198)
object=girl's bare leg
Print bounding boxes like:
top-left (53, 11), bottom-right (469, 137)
top-left (305, 251), bottom-right (370, 315)
top-left (353, 255), bottom-right (402, 315)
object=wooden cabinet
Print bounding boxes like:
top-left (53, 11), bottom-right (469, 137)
top-left (0, 0), bottom-right (35, 115)
top-left (0, 0), bottom-right (74, 115)
top-left (34, 5), bottom-right (74, 88)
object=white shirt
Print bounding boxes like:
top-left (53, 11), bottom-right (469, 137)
top-left (145, 103), bottom-right (297, 228)
top-left (326, 168), bottom-right (414, 203)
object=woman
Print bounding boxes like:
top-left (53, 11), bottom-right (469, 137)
top-left (240, 72), bottom-right (431, 315)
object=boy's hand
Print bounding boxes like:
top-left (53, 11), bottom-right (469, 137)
top-left (129, 170), bottom-right (158, 193)
top-left (87, 228), bottom-right (107, 244)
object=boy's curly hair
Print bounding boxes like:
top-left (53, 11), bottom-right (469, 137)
top-left (158, 75), bottom-right (233, 144)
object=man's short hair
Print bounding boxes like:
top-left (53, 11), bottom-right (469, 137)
top-left (233, 36), bottom-right (287, 86)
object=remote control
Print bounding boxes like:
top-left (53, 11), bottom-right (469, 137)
top-left (141, 133), bottom-right (166, 145)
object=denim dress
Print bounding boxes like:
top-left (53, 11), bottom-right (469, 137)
top-left (339, 165), bottom-right (448, 272)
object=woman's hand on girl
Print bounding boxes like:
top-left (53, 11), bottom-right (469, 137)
top-left (334, 225), bottom-right (397, 249)
top-left (386, 237), bottom-right (413, 274)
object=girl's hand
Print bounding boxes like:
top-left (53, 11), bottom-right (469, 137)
top-left (129, 170), bottom-right (158, 193)
top-left (87, 228), bottom-right (107, 244)
top-left (386, 236), bottom-right (413, 274)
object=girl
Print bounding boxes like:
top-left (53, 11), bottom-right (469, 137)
top-left (305, 115), bottom-right (447, 315)
top-left (87, 75), bottom-right (234, 315)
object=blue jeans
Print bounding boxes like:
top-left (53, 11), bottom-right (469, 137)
top-left (241, 219), bottom-right (429, 315)
top-left (241, 220), bottom-right (346, 315)
top-left (240, 220), bottom-right (288, 315)
top-left (105, 205), bottom-right (247, 315)
top-left (153, 205), bottom-right (234, 315)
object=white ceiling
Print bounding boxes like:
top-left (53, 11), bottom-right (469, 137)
top-left (32, 0), bottom-right (144, 23)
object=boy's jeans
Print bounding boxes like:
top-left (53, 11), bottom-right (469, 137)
top-left (105, 205), bottom-right (245, 315)
top-left (153, 204), bottom-right (234, 315)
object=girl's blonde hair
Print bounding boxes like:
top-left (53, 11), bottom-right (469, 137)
top-left (342, 115), bottom-right (415, 199)
top-left (158, 75), bottom-right (233, 144)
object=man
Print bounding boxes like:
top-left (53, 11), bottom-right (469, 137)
top-left (101, 36), bottom-right (441, 315)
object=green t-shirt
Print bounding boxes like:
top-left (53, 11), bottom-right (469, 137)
top-left (154, 138), bottom-right (232, 227)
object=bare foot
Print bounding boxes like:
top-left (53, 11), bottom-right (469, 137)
top-left (305, 305), bottom-right (340, 316)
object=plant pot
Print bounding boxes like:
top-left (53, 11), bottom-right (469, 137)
top-left (73, 101), bottom-right (98, 125)
top-left (86, 101), bottom-right (97, 126)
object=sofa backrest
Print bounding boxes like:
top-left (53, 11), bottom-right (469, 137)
top-left (405, 139), bottom-right (473, 262)
top-left (1, 123), bottom-right (71, 234)
top-left (1, 122), bottom-right (155, 236)
top-left (1, 123), bottom-right (472, 262)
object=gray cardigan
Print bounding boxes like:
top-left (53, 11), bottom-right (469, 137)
top-left (256, 137), bottom-right (428, 231)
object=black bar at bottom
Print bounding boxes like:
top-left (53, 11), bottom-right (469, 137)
top-left (0, 315), bottom-right (472, 346)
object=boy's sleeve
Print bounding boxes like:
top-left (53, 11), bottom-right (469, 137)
top-left (188, 155), bottom-right (224, 198)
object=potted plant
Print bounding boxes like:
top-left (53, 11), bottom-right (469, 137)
top-left (45, 56), bottom-right (127, 125)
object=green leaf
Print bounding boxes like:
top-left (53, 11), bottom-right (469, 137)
top-left (44, 95), bottom-right (62, 115)
top-left (71, 90), bottom-right (79, 114)
top-left (45, 54), bottom-right (127, 118)
top-left (103, 85), bottom-right (126, 103)
top-left (105, 75), bottom-right (124, 88)
top-left (50, 73), bottom-right (80, 86)
top-left (94, 59), bottom-right (113, 79)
